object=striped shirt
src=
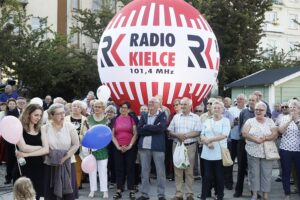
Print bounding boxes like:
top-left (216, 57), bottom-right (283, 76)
top-left (168, 112), bottom-right (202, 144)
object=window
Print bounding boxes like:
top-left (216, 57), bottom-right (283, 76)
top-left (266, 11), bottom-right (278, 24)
top-left (288, 14), bottom-right (298, 30)
top-left (92, 0), bottom-right (102, 11)
top-left (31, 17), bottom-right (40, 30)
top-left (289, 0), bottom-right (299, 3)
top-left (71, 0), bottom-right (79, 10)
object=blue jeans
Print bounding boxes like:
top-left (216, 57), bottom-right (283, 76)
top-left (279, 149), bottom-right (300, 195)
top-left (138, 149), bottom-right (166, 198)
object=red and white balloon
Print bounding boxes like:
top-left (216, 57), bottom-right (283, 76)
top-left (98, 0), bottom-right (219, 112)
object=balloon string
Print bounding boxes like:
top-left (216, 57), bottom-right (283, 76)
top-left (15, 145), bottom-right (22, 177)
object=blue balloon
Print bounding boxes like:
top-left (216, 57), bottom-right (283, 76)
top-left (82, 125), bottom-right (112, 149)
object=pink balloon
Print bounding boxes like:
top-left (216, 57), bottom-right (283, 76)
top-left (81, 154), bottom-right (97, 173)
top-left (0, 116), bottom-right (22, 144)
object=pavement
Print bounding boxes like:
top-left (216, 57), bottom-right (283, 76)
top-left (0, 163), bottom-right (299, 200)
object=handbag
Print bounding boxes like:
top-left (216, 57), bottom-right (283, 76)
top-left (220, 146), bottom-right (233, 166)
top-left (173, 142), bottom-right (190, 169)
top-left (263, 140), bottom-right (280, 160)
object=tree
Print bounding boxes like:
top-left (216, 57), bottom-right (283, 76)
top-left (0, 0), bottom-right (99, 100)
top-left (187, 0), bottom-right (273, 95)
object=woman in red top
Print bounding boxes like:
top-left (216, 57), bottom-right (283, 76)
top-left (111, 101), bottom-right (138, 200)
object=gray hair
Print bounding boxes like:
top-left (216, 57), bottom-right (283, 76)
top-left (236, 93), bottom-right (246, 100)
top-left (288, 99), bottom-right (300, 109)
top-left (180, 97), bottom-right (193, 106)
top-left (72, 100), bottom-right (85, 110)
top-left (105, 105), bottom-right (117, 113)
top-left (48, 103), bottom-right (65, 116)
top-left (255, 101), bottom-right (267, 110)
top-left (212, 100), bottom-right (224, 109)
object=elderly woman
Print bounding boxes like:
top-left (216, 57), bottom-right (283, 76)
top-left (105, 105), bottom-right (117, 188)
top-left (278, 100), bottom-right (300, 200)
top-left (242, 102), bottom-right (278, 200)
top-left (43, 103), bottom-right (79, 200)
top-left (200, 101), bottom-right (230, 200)
top-left (87, 100), bottom-right (109, 199)
top-left (111, 101), bottom-right (138, 200)
top-left (15, 104), bottom-right (49, 200)
top-left (64, 100), bottom-right (88, 189)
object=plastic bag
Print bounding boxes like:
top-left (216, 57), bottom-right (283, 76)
top-left (173, 142), bottom-right (190, 169)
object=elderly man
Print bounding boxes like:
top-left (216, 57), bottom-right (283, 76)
top-left (16, 97), bottom-right (27, 114)
top-left (0, 84), bottom-right (18, 102)
top-left (43, 95), bottom-right (53, 110)
top-left (168, 97), bottom-right (201, 200)
top-left (137, 97), bottom-right (167, 200)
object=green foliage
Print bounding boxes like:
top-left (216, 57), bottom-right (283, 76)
top-left (70, 2), bottom-right (115, 44)
top-left (0, 0), bottom-right (99, 100)
top-left (187, 0), bottom-right (273, 95)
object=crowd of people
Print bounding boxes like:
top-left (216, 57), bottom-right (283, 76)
top-left (0, 84), bottom-right (299, 200)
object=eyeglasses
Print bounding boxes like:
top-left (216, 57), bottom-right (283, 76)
top-left (255, 109), bottom-right (265, 112)
top-left (195, 110), bottom-right (203, 113)
top-left (207, 102), bottom-right (213, 105)
top-left (281, 106), bottom-right (288, 109)
top-left (120, 106), bottom-right (128, 109)
top-left (173, 104), bottom-right (179, 107)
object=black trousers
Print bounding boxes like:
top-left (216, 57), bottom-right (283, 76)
top-left (113, 146), bottom-right (137, 190)
top-left (201, 159), bottom-right (224, 199)
top-left (235, 139), bottom-right (248, 194)
top-left (224, 139), bottom-right (238, 187)
top-left (5, 142), bottom-right (16, 182)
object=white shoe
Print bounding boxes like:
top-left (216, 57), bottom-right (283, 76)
top-left (284, 195), bottom-right (290, 200)
top-left (88, 191), bottom-right (95, 198)
top-left (103, 191), bottom-right (109, 199)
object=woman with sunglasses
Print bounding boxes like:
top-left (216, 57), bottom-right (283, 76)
top-left (242, 102), bottom-right (278, 200)
top-left (278, 99), bottom-right (300, 200)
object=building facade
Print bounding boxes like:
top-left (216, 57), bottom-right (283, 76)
top-left (260, 0), bottom-right (300, 59)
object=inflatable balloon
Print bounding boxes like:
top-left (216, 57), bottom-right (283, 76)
top-left (30, 97), bottom-right (43, 107)
top-left (81, 154), bottom-right (97, 173)
top-left (0, 116), bottom-right (22, 144)
top-left (96, 85), bottom-right (111, 102)
top-left (82, 125), bottom-right (112, 149)
top-left (98, 0), bottom-right (219, 112)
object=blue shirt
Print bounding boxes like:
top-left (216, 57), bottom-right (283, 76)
top-left (0, 92), bottom-right (18, 102)
top-left (201, 117), bottom-right (230, 161)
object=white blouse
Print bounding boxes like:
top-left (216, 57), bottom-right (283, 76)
top-left (244, 118), bottom-right (276, 158)
top-left (279, 115), bottom-right (300, 152)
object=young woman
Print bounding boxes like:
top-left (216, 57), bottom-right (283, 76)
top-left (15, 104), bottom-right (49, 200)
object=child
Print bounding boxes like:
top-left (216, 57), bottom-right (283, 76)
top-left (13, 177), bottom-right (36, 200)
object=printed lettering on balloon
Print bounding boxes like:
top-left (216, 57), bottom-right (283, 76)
top-left (97, 0), bottom-right (220, 113)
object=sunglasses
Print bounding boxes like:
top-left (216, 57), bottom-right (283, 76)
top-left (195, 110), bottom-right (203, 113)
top-left (281, 106), bottom-right (288, 109)
top-left (207, 102), bottom-right (213, 105)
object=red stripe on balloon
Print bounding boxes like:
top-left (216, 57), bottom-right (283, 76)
top-left (153, 3), bottom-right (159, 26)
top-left (193, 84), bottom-right (201, 99)
top-left (164, 5), bottom-right (171, 26)
top-left (216, 58), bottom-right (220, 70)
top-left (140, 82), bottom-right (148, 105)
top-left (162, 82), bottom-right (170, 105)
top-left (141, 4), bottom-right (150, 26)
top-left (106, 83), bottom-right (117, 100)
top-left (151, 82), bottom-right (158, 97)
top-left (119, 82), bottom-right (132, 102)
top-left (198, 14), bottom-right (208, 31)
top-left (111, 82), bottom-right (121, 100)
top-left (174, 9), bottom-right (182, 27)
top-left (173, 82), bottom-right (182, 99)
top-left (205, 38), bottom-right (213, 69)
top-left (113, 14), bottom-right (123, 28)
top-left (131, 8), bottom-right (140, 26)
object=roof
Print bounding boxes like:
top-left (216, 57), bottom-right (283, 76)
top-left (226, 66), bottom-right (300, 88)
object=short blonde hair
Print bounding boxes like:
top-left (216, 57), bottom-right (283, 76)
top-left (13, 177), bottom-right (36, 200)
